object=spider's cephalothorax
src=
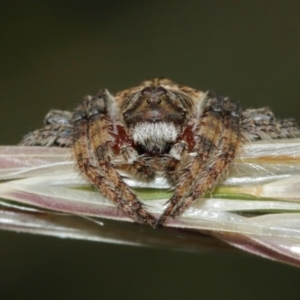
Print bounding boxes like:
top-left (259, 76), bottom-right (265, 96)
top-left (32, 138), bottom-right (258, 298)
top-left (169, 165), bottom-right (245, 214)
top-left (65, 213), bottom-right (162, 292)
top-left (121, 84), bottom-right (195, 153)
top-left (20, 78), bottom-right (300, 227)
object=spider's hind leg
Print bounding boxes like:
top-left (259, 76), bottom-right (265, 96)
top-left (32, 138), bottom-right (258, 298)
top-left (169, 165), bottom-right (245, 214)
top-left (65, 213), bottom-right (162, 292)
top-left (241, 107), bottom-right (300, 140)
top-left (20, 110), bottom-right (73, 146)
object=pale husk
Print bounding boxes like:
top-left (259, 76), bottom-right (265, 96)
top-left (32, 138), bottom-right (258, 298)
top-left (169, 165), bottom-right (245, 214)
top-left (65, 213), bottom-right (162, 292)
top-left (1, 139), bottom-right (300, 266)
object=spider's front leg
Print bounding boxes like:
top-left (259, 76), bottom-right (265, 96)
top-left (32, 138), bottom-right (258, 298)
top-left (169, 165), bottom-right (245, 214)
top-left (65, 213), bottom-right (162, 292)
top-left (159, 92), bottom-right (243, 225)
top-left (72, 90), bottom-right (157, 227)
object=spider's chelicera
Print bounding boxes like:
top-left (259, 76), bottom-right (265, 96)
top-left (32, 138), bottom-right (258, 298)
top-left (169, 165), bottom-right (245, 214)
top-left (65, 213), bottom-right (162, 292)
top-left (21, 78), bottom-right (300, 227)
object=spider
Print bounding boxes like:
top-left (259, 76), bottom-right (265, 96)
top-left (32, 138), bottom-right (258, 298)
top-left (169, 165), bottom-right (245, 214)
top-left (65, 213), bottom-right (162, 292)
top-left (20, 78), bottom-right (300, 227)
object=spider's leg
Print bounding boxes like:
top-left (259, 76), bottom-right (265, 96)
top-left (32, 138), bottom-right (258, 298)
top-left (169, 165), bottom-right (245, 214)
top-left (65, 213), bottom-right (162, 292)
top-left (241, 107), bottom-right (300, 140)
top-left (277, 118), bottom-right (300, 138)
top-left (20, 110), bottom-right (73, 146)
top-left (164, 141), bottom-right (189, 182)
top-left (73, 91), bottom-right (157, 227)
top-left (120, 145), bottom-right (156, 179)
top-left (44, 110), bottom-right (73, 126)
top-left (158, 92), bottom-right (226, 224)
top-left (158, 93), bottom-right (242, 225)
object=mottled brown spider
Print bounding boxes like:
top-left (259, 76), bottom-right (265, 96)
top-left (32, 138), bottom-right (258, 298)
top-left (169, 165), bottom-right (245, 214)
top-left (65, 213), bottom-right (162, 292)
top-left (20, 78), bottom-right (300, 227)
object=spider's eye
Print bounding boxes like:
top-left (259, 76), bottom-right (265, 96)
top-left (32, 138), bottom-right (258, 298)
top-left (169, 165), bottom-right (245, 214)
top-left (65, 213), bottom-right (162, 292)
top-left (146, 98), bottom-right (162, 104)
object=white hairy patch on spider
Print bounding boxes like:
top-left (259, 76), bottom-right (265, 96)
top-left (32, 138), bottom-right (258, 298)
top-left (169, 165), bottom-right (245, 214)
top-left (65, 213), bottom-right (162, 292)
top-left (132, 122), bottom-right (178, 152)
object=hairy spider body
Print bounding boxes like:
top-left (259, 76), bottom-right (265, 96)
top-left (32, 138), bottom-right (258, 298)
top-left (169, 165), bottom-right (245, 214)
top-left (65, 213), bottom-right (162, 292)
top-left (20, 78), bottom-right (300, 227)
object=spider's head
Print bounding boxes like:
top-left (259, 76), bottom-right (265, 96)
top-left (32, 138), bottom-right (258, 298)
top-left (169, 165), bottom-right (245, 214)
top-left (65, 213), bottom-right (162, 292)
top-left (123, 86), bottom-right (188, 125)
top-left (121, 85), bottom-right (193, 153)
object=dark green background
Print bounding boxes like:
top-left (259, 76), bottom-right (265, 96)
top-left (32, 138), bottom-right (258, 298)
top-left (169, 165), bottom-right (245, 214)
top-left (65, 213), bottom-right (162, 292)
top-left (1, 1), bottom-right (300, 299)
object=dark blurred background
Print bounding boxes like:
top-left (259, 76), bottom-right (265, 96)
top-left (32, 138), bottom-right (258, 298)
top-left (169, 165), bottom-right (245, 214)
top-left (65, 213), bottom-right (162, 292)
top-left (1, 1), bottom-right (300, 299)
